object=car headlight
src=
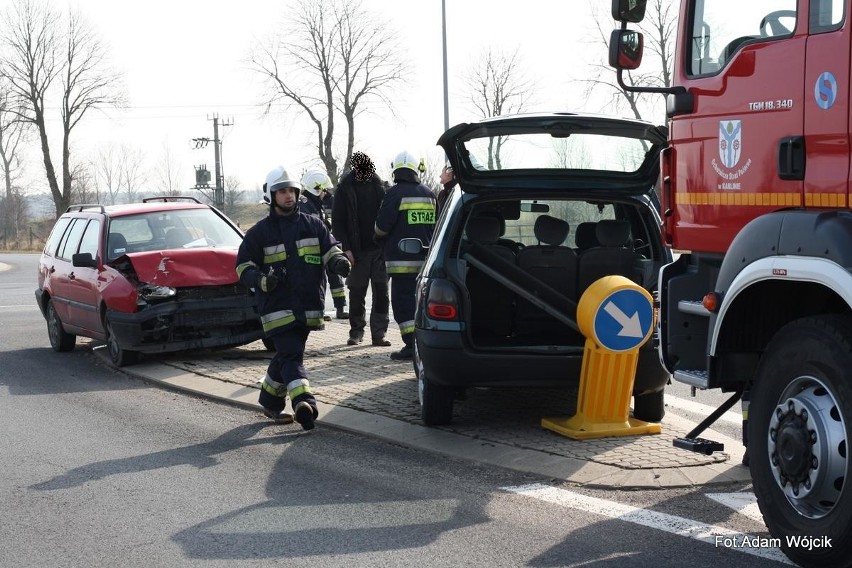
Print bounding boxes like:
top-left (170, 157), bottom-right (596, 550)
top-left (139, 284), bottom-right (177, 300)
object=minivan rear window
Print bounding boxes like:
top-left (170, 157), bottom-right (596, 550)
top-left (464, 132), bottom-right (649, 173)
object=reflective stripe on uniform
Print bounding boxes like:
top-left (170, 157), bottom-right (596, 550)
top-left (261, 309), bottom-right (296, 332)
top-left (330, 285), bottom-right (345, 299)
top-left (286, 378), bottom-right (312, 399)
top-left (398, 319), bottom-right (415, 335)
top-left (322, 246), bottom-right (343, 265)
top-left (386, 260), bottom-right (424, 274)
top-left (263, 244), bottom-right (287, 264)
top-left (398, 196), bottom-right (434, 211)
top-left (296, 237), bottom-right (321, 256)
top-left (236, 260), bottom-right (257, 278)
top-left (261, 373), bottom-right (288, 397)
top-left (305, 310), bottom-right (325, 328)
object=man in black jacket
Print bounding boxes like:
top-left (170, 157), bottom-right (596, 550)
top-left (331, 152), bottom-right (391, 347)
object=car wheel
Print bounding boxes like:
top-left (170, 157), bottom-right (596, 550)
top-left (47, 299), bottom-right (76, 352)
top-left (748, 315), bottom-right (852, 567)
top-left (262, 337), bottom-right (275, 351)
top-left (104, 318), bottom-right (139, 367)
top-left (633, 389), bottom-right (665, 422)
top-left (415, 340), bottom-right (454, 425)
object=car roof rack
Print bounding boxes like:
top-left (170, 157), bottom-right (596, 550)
top-left (65, 204), bottom-right (106, 213)
top-left (142, 196), bottom-right (202, 203)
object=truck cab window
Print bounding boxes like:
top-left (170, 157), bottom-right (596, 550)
top-left (689, 0), bottom-right (796, 77)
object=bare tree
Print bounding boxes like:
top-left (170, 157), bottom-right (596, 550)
top-left (463, 47), bottom-right (533, 169)
top-left (119, 145), bottom-right (145, 204)
top-left (153, 142), bottom-right (184, 197)
top-left (0, 77), bottom-right (28, 238)
top-left (92, 143), bottom-right (122, 205)
top-left (224, 175), bottom-right (244, 208)
top-left (0, 0), bottom-right (123, 219)
top-left (583, 0), bottom-right (676, 122)
top-left (70, 160), bottom-right (96, 204)
top-left (251, 0), bottom-right (406, 185)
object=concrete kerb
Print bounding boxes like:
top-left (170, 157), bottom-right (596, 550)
top-left (110, 336), bottom-right (752, 490)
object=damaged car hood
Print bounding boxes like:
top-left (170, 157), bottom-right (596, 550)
top-left (122, 248), bottom-right (240, 287)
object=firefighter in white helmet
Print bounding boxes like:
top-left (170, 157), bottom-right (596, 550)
top-left (374, 151), bottom-right (436, 360)
top-left (300, 169), bottom-right (349, 320)
top-left (236, 165), bottom-right (351, 429)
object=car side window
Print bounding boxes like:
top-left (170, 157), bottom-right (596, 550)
top-left (78, 219), bottom-right (101, 260)
top-left (43, 217), bottom-right (72, 257)
top-left (57, 218), bottom-right (88, 261)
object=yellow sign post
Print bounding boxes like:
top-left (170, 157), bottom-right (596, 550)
top-left (542, 275), bottom-right (662, 439)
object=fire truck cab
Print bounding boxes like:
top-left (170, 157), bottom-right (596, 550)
top-left (610, 1), bottom-right (852, 565)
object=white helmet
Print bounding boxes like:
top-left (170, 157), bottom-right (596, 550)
top-left (391, 150), bottom-right (421, 174)
top-left (262, 166), bottom-right (301, 204)
top-left (300, 169), bottom-right (333, 196)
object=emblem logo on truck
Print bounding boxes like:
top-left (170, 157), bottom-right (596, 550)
top-left (815, 71), bottom-right (837, 110)
top-left (719, 120), bottom-right (742, 169)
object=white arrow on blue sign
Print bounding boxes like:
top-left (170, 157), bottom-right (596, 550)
top-left (592, 288), bottom-right (654, 352)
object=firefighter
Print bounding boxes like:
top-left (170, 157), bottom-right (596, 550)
top-left (374, 151), bottom-right (436, 360)
top-left (300, 169), bottom-right (349, 320)
top-left (236, 166), bottom-right (351, 430)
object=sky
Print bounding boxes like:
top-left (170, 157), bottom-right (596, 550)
top-left (3, 0), bottom-right (664, 196)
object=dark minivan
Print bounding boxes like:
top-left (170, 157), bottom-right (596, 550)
top-left (409, 113), bottom-right (672, 425)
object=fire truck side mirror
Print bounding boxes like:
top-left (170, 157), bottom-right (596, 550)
top-left (609, 30), bottom-right (644, 71)
top-left (611, 0), bottom-right (646, 23)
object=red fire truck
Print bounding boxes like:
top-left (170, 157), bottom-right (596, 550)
top-left (610, 1), bottom-right (851, 565)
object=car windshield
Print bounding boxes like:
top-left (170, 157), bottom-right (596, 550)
top-left (106, 208), bottom-right (243, 260)
top-left (463, 131), bottom-right (651, 173)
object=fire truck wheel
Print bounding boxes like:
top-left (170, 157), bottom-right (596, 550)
top-left (748, 315), bottom-right (852, 567)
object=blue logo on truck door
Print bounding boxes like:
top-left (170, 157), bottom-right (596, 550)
top-left (815, 71), bottom-right (837, 110)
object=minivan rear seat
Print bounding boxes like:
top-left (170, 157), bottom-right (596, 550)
top-left (464, 215), bottom-right (517, 338)
top-left (515, 215), bottom-right (578, 336)
top-left (577, 219), bottom-right (644, 295)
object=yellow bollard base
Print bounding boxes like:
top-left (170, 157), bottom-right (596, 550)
top-left (541, 415), bottom-right (662, 440)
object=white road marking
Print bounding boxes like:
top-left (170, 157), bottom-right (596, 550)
top-left (502, 483), bottom-right (793, 565)
top-left (706, 492), bottom-right (765, 523)
top-left (664, 394), bottom-right (743, 425)
top-left (0, 305), bottom-right (39, 310)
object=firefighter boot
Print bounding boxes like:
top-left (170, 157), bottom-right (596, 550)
top-left (262, 407), bottom-right (294, 424)
top-left (336, 306), bottom-right (349, 319)
top-left (293, 400), bottom-right (319, 430)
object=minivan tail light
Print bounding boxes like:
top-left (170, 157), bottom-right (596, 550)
top-left (426, 279), bottom-right (460, 321)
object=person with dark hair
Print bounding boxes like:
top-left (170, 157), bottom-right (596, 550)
top-left (435, 164), bottom-right (456, 220)
top-left (236, 165), bottom-right (351, 430)
top-left (375, 150), bottom-right (436, 360)
top-left (331, 152), bottom-right (391, 347)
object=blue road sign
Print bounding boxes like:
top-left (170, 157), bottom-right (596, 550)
top-left (592, 288), bottom-right (654, 352)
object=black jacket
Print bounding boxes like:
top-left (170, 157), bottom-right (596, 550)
top-left (331, 172), bottom-right (385, 256)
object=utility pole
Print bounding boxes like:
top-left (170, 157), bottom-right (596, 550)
top-left (192, 114), bottom-right (232, 212)
top-left (210, 114), bottom-right (232, 212)
top-left (441, 0), bottom-right (449, 132)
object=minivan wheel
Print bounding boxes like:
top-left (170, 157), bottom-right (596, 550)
top-left (47, 299), bottom-right (76, 352)
top-left (633, 389), bottom-right (665, 422)
top-left (415, 341), bottom-right (454, 425)
top-left (104, 318), bottom-right (139, 367)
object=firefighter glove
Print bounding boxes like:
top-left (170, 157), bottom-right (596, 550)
top-left (257, 266), bottom-right (284, 292)
top-left (330, 255), bottom-right (351, 277)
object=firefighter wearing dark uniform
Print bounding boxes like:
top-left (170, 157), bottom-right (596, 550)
top-left (374, 151), bottom-right (436, 360)
top-left (299, 169), bottom-right (349, 320)
top-left (236, 166), bottom-right (351, 430)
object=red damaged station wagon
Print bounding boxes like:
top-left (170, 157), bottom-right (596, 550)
top-left (35, 197), bottom-right (268, 367)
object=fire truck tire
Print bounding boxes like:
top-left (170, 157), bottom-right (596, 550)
top-left (633, 390), bottom-right (665, 423)
top-left (748, 315), bottom-right (852, 567)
